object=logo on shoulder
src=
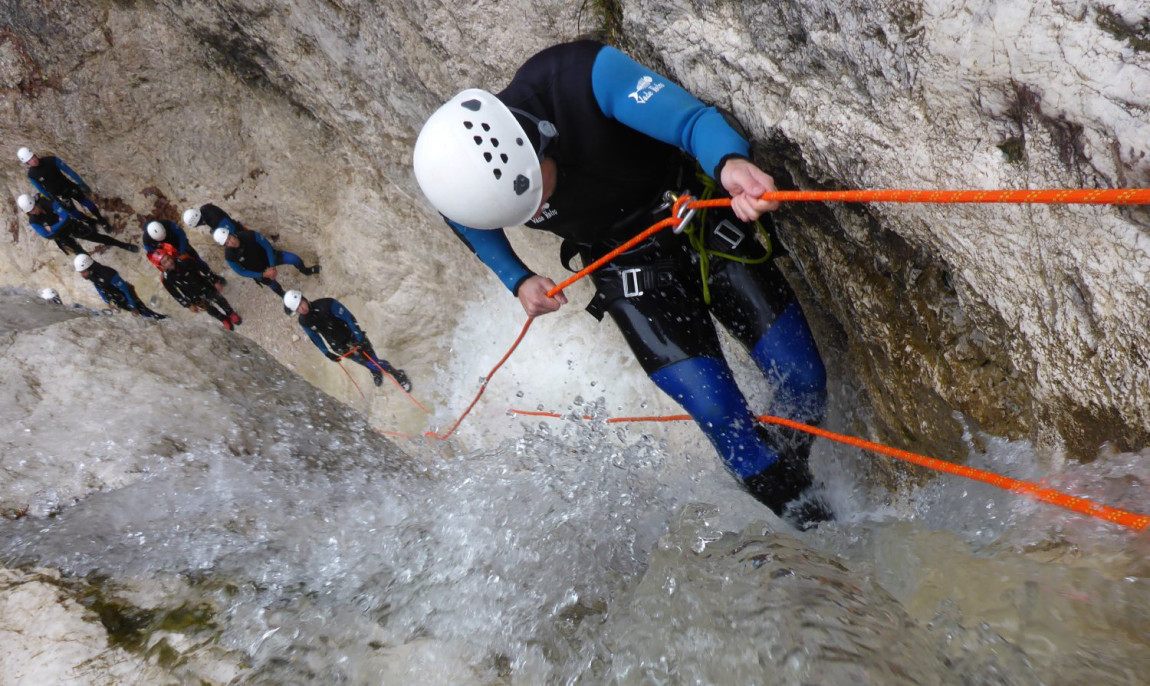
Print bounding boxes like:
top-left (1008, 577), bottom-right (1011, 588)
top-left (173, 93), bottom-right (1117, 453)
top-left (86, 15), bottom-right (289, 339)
top-left (628, 75), bottom-right (665, 105)
top-left (529, 203), bottom-right (558, 224)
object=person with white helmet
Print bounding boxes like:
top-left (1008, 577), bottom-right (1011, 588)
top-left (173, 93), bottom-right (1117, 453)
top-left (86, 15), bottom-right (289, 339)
top-left (181, 203), bottom-right (244, 234)
top-left (38, 287), bottom-right (62, 305)
top-left (17, 147), bottom-right (112, 230)
top-left (142, 218), bottom-right (225, 285)
top-left (212, 224), bottom-right (319, 303)
top-left (148, 245), bottom-right (241, 330)
top-left (18, 192), bottom-right (138, 256)
top-left (413, 40), bottom-right (830, 528)
top-left (74, 253), bottom-right (165, 319)
top-left (284, 290), bottom-right (411, 390)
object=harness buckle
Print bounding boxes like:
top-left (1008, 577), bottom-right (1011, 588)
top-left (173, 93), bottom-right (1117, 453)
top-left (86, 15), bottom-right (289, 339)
top-left (621, 268), bottom-right (644, 298)
top-left (713, 219), bottom-right (745, 250)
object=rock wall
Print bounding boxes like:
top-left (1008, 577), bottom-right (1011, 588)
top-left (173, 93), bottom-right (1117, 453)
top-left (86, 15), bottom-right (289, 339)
top-left (2, 0), bottom-right (1148, 464)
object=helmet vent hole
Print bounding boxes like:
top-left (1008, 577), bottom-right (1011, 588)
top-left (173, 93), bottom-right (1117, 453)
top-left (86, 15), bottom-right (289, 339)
top-left (484, 152), bottom-right (493, 162)
top-left (490, 138), bottom-right (500, 148)
top-left (463, 121), bottom-right (473, 129)
top-left (473, 136), bottom-right (483, 145)
top-left (481, 123), bottom-right (491, 131)
top-left (461, 99), bottom-right (482, 112)
top-left (493, 169), bottom-right (503, 180)
top-left (516, 137), bottom-right (524, 146)
top-left (500, 154), bottom-right (508, 163)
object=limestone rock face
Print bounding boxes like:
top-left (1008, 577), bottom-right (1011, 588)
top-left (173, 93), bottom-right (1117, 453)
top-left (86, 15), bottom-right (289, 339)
top-left (1, 0), bottom-right (1148, 462)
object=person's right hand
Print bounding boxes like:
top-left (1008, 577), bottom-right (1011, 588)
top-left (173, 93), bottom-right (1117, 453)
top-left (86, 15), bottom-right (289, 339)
top-left (189, 305), bottom-right (200, 313)
top-left (263, 267), bottom-right (277, 280)
top-left (517, 275), bottom-right (568, 317)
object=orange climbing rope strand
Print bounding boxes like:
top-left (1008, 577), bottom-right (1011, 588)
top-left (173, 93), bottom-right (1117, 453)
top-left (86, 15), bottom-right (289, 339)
top-left (750, 188), bottom-right (1150, 205)
top-left (507, 409), bottom-right (1148, 531)
top-left (427, 317), bottom-right (537, 440)
top-left (756, 415), bottom-right (1150, 531)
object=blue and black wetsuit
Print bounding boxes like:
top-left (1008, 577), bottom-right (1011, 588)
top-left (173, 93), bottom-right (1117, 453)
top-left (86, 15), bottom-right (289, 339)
top-left (447, 40), bottom-right (828, 522)
top-left (222, 228), bottom-right (313, 296)
top-left (26, 155), bottom-right (109, 227)
top-left (297, 297), bottom-right (406, 387)
top-left (143, 219), bottom-right (222, 284)
top-left (26, 196), bottom-right (136, 255)
top-left (83, 262), bottom-right (165, 319)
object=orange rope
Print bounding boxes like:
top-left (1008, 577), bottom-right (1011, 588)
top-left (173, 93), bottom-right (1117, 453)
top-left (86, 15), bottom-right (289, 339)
top-left (336, 360), bottom-right (366, 401)
top-left (507, 409), bottom-right (1149, 531)
top-left (360, 349), bottom-right (430, 414)
top-left (426, 318), bottom-right (537, 440)
top-left (750, 188), bottom-right (1150, 205)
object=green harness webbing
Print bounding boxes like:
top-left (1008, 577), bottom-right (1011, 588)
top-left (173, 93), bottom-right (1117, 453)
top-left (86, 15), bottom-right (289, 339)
top-left (679, 171), bottom-right (773, 304)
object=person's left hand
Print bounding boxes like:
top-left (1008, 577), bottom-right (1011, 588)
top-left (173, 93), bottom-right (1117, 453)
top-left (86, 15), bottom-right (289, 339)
top-left (720, 157), bottom-right (779, 222)
top-left (263, 267), bottom-right (277, 279)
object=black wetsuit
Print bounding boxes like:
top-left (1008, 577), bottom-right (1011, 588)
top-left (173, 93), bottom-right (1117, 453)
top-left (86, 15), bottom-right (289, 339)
top-left (298, 297), bottom-right (400, 383)
top-left (84, 262), bottom-right (165, 319)
top-left (446, 41), bottom-right (829, 525)
top-left (223, 228), bottom-right (309, 296)
top-left (26, 196), bottom-right (135, 255)
top-left (161, 256), bottom-right (235, 324)
top-left (27, 155), bottom-right (109, 226)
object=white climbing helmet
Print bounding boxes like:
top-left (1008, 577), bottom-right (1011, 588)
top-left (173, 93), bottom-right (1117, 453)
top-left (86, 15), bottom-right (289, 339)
top-left (39, 287), bottom-right (58, 301)
top-left (182, 207), bottom-right (201, 228)
top-left (146, 221), bottom-right (167, 241)
top-left (212, 227), bottom-right (231, 245)
top-left (283, 290), bottom-right (303, 313)
top-left (413, 88), bottom-right (542, 230)
top-left (16, 194), bottom-right (35, 212)
top-left (16, 147), bottom-right (34, 164)
top-left (73, 254), bottom-right (94, 272)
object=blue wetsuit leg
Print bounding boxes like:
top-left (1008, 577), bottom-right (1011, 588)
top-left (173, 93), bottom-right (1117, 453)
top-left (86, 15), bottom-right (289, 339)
top-left (275, 250), bottom-right (305, 270)
top-left (750, 300), bottom-right (827, 424)
top-left (649, 356), bottom-right (780, 480)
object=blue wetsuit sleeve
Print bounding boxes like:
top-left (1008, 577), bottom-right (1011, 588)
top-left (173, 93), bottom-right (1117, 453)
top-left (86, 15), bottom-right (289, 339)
top-left (56, 160), bottom-right (88, 189)
top-left (226, 258), bottom-right (263, 279)
top-left (447, 219), bottom-right (534, 294)
top-left (30, 218), bottom-right (51, 238)
top-left (329, 299), bottom-right (364, 342)
top-left (254, 232), bottom-right (276, 266)
top-left (93, 285), bottom-right (111, 305)
top-left (303, 327), bottom-right (331, 355)
top-left (29, 178), bottom-right (50, 198)
top-left (110, 274), bottom-right (137, 309)
top-left (172, 223), bottom-right (189, 253)
top-left (591, 46), bottom-right (751, 180)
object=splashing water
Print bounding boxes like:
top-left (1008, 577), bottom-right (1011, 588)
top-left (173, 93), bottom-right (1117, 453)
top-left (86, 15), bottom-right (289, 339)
top-left (1, 294), bottom-right (1148, 684)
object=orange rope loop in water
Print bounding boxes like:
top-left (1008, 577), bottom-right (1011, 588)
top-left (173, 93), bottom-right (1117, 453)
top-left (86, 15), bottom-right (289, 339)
top-left (506, 409), bottom-right (1149, 531)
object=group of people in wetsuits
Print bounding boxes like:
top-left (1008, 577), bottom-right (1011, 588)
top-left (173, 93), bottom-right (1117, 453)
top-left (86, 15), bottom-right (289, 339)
top-left (15, 148), bottom-right (411, 393)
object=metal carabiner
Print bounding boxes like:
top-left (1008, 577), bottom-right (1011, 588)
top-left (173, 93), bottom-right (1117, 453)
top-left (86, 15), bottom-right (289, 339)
top-left (672, 196), bottom-right (697, 235)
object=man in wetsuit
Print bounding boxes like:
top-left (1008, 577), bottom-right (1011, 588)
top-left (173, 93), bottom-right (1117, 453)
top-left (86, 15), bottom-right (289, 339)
top-left (284, 290), bottom-right (412, 391)
top-left (143, 220), bottom-right (225, 285)
top-left (19, 193), bottom-right (138, 256)
top-left (74, 253), bottom-right (165, 319)
top-left (413, 40), bottom-right (830, 528)
top-left (18, 147), bottom-right (112, 230)
top-left (149, 246), bottom-right (240, 329)
top-left (213, 226), bottom-right (320, 300)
